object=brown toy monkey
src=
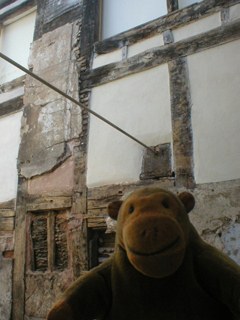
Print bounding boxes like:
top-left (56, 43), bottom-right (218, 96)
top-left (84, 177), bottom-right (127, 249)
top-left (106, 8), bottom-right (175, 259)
top-left (47, 187), bottom-right (240, 320)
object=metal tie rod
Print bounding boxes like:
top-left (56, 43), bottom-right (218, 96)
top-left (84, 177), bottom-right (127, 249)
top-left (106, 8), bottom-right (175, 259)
top-left (0, 52), bottom-right (156, 155)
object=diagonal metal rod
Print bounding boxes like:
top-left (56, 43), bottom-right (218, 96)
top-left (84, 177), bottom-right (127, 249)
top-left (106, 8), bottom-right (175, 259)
top-left (0, 52), bottom-right (156, 155)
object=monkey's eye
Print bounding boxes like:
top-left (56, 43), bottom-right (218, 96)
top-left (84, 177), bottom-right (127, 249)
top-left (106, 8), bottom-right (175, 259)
top-left (162, 200), bottom-right (170, 209)
top-left (129, 205), bottom-right (134, 214)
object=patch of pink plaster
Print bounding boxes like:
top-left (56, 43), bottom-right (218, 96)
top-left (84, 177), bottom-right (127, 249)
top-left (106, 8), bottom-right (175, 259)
top-left (28, 157), bottom-right (74, 194)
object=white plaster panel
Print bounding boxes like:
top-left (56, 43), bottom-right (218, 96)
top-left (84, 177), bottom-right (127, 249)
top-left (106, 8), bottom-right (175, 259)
top-left (92, 49), bottom-right (122, 69)
top-left (173, 13), bottom-right (221, 42)
top-left (0, 86), bottom-right (24, 104)
top-left (87, 65), bottom-right (171, 187)
top-left (128, 34), bottom-right (164, 58)
top-left (178, 0), bottom-right (201, 10)
top-left (188, 40), bottom-right (240, 184)
top-left (102, 0), bottom-right (167, 40)
top-left (0, 11), bottom-right (36, 84)
top-left (229, 4), bottom-right (240, 21)
top-left (0, 111), bottom-right (22, 203)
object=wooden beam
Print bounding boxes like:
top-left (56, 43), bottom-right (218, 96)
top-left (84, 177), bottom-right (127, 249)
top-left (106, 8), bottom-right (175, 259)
top-left (167, 0), bottom-right (179, 13)
top-left (26, 196), bottom-right (72, 212)
top-left (168, 58), bottom-right (195, 188)
top-left (82, 21), bottom-right (240, 89)
top-left (0, 217), bottom-right (14, 231)
top-left (47, 212), bottom-right (55, 271)
top-left (94, 0), bottom-right (240, 55)
top-left (12, 177), bottom-right (28, 320)
top-left (0, 209), bottom-right (15, 218)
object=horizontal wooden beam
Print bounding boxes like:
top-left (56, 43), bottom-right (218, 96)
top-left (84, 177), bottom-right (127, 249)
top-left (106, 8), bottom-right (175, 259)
top-left (0, 209), bottom-right (15, 218)
top-left (82, 21), bottom-right (240, 89)
top-left (0, 217), bottom-right (14, 231)
top-left (26, 196), bottom-right (72, 212)
top-left (94, 0), bottom-right (240, 55)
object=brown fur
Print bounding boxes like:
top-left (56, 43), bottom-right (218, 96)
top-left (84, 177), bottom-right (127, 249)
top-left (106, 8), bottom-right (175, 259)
top-left (47, 188), bottom-right (240, 320)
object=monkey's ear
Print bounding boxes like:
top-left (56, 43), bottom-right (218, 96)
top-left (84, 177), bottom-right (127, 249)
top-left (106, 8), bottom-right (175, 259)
top-left (178, 192), bottom-right (195, 213)
top-left (107, 200), bottom-right (123, 220)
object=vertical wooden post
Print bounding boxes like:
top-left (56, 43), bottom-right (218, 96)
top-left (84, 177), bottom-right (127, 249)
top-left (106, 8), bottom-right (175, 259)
top-left (12, 178), bottom-right (28, 320)
top-left (168, 58), bottom-right (195, 188)
top-left (47, 211), bottom-right (55, 271)
top-left (167, 0), bottom-right (179, 13)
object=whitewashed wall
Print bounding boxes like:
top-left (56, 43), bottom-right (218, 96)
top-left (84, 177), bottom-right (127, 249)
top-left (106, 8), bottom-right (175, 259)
top-left (0, 112), bottom-right (22, 203)
top-left (0, 10), bottom-right (36, 84)
top-left (189, 39), bottom-right (240, 184)
top-left (102, 0), bottom-right (167, 39)
top-left (87, 65), bottom-right (171, 187)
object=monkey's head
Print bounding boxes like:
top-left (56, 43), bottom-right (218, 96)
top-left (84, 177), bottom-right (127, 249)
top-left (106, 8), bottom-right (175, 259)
top-left (107, 187), bottom-right (195, 278)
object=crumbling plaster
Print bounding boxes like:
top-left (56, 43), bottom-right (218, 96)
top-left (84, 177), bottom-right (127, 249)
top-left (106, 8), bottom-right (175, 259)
top-left (18, 22), bottom-right (82, 179)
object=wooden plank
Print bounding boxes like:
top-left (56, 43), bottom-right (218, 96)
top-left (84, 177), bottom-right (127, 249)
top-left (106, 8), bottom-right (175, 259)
top-left (0, 209), bottom-right (15, 218)
top-left (0, 198), bottom-right (15, 209)
top-left (0, 96), bottom-right (23, 117)
top-left (82, 21), bottom-right (240, 89)
top-left (168, 57), bottom-right (195, 188)
top-left (47, 212), bottom-right (55, 271)
top-left (87, 178), bottom-right (174, 201)
top-left (0, 217), bottom-right (14, 231)
top-left (94, 0), bottom-right (239, 55)
top-left (26, 196), bottom-right (71, 212)
top-left (167, 0), bottom-right (179, 13)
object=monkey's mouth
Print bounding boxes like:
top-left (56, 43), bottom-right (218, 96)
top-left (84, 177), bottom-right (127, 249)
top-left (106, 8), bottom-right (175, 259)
top-left (127, 237), bottom-right (180, 257)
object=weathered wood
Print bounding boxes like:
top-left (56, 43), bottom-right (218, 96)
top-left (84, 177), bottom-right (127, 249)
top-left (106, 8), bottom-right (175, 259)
top-left (168, 57), bottom-right (194, 188)
top-left (82, 21), bottom-right (240, 89)
top-left (0, 209), bottom-right (15, 218)
top-left (94, 0), bottom-right (240, 55)
top-left (86, 216), bottom-right (107, 229)
top-left (47, 212), bottom-right (55, 271)
top-left (26, 196), bottom-right (71, 212)
top-left (140, 143), bottom-right (173, 180)
top-left (12, 177), bottom-right (28, 320)
top-left (87, 179), bottom-right (174, 202)
top-left (0, 198), bottom-right (15, 209)
top-left (0, 0), bottom-right (37, 24)
top-left (167, 0), bottom-right (179, 13)
top-left (34, 0), bottom-right (82, 41)
top-left (0, 217), bottom-right (14, 231)
top-left (0, 75), bottom-right (26, 93)
top-left (0, 96), bottom-right (23, 117)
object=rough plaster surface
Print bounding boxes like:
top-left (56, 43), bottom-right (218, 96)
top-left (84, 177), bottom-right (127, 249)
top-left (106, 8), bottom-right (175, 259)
top-left (0, 111), bottom-right (22, 203)
top-left (173, 13), bottom-right (221, 42)
top-left (188, 40), bottom-right (240, 184)
top-left (87, 65), bottom-right (171, 187)
top-left (25, 270), bottom-right (73, 318)
top-left (28, 156), bottom-right (74, 194)
top-left (190, 179), bottom-right (240, 265)
top-left (18, 23), bottom-right (82, 178)
top-left (0, 11), bottom-right (36, 84)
